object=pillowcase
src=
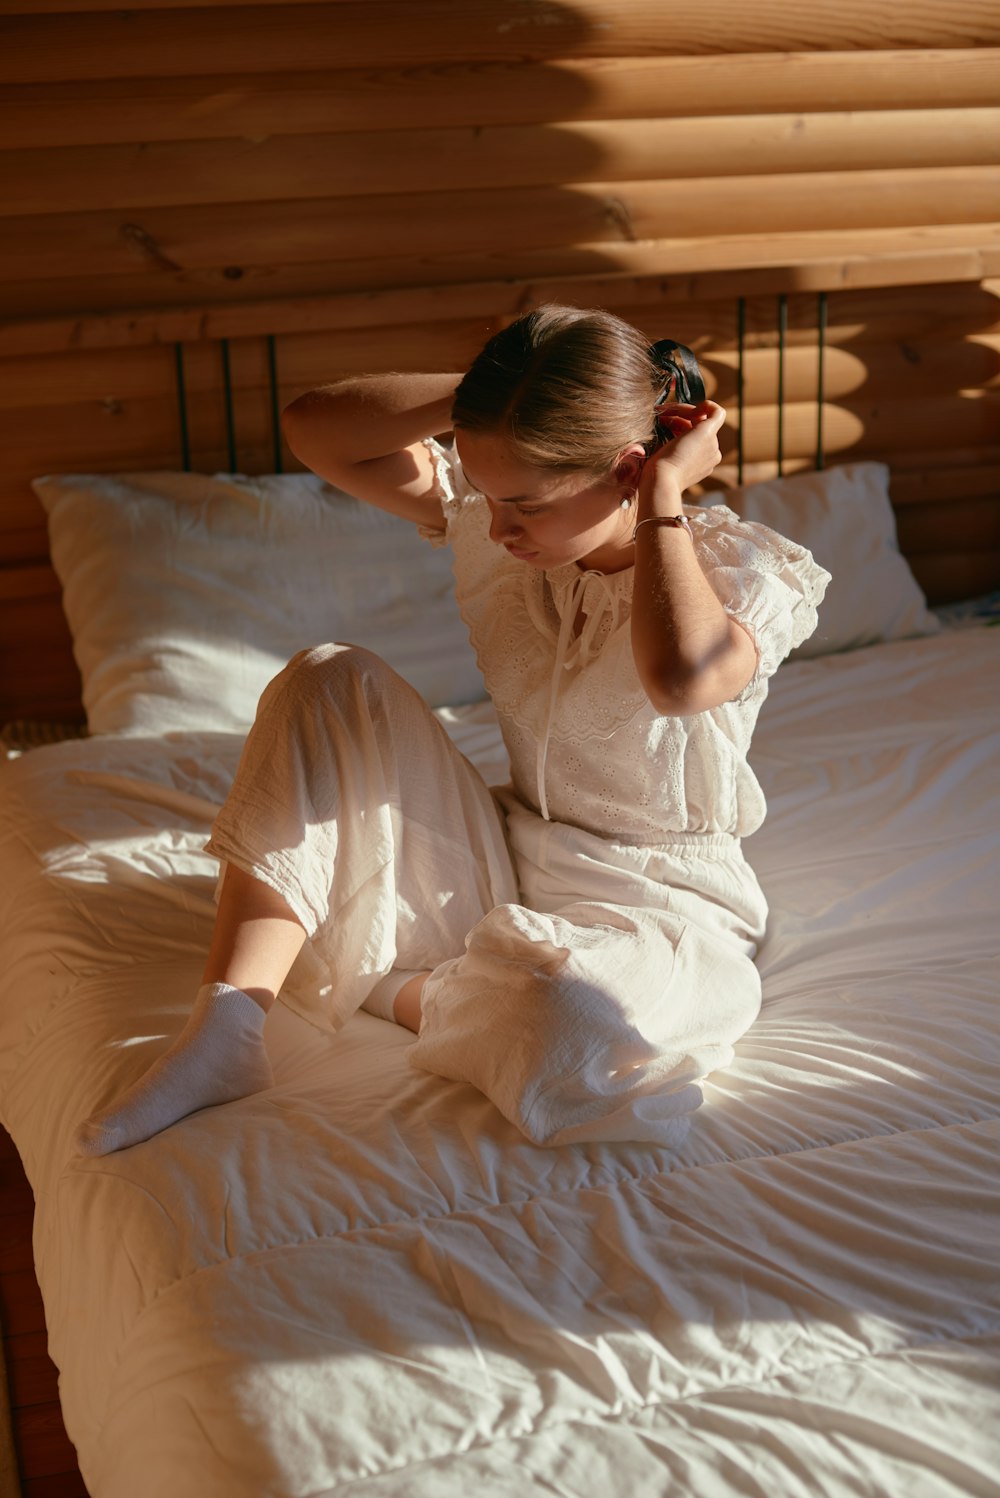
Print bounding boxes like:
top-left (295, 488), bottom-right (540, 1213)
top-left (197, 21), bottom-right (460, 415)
top-left (33, 470), bottom-right (486, 735)
top-left (699, 462), bottom-right (940, 658)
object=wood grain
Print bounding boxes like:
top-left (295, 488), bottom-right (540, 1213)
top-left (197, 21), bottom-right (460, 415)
top-left (2, 52), bottom-right (998, 147)
top-left (5, 170), bottom-right (1000, 288)
top-left (4, 113), bottom-right (998, 218)
top-left (3, 1), bottom-right (998, 83)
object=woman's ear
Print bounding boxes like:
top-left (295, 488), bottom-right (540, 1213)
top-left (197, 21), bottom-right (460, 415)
top-left (613, 444), bottom-right (647, 490)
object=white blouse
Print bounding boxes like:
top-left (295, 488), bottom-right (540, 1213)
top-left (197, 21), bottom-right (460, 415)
top-left (423, 440), bottom-right (830, 844)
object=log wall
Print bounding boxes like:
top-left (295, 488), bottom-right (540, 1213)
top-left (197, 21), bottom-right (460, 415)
top-left (1, 0), bottom-right (998, 722)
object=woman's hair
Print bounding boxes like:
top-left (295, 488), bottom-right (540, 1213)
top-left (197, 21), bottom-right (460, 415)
top-left (451, 305), bottom-right (667, 476)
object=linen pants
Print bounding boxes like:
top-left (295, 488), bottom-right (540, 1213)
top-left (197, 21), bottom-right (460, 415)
top-left (206, 644), bottom-right (768, 1146)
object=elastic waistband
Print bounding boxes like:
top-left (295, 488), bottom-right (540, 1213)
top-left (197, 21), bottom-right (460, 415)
top-left (496, 791), bottom-right (743, 856)
top-left (613, 829), bottom-right (742, 854)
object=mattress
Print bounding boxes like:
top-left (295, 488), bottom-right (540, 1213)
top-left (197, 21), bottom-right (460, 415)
top-left (1, 626), bottom-right (998, 1497)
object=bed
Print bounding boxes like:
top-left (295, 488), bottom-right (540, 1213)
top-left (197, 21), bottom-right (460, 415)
top-left (2, 315), bottom-right (999, 1496)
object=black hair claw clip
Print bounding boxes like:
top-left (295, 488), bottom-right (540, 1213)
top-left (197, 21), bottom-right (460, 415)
top-left (649, 338), bottom-right (707, 407)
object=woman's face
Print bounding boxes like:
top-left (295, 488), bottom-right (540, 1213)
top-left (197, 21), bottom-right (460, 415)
top-left (454, 430), bottom-right (641, 573)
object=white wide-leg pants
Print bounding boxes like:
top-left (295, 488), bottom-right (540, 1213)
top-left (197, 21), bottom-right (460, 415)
top-left (206, 645), bottom-right (767, 1146)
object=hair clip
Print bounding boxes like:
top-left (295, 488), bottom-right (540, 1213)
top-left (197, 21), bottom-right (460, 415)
top-left (649, 339), bottom-right (707, 407)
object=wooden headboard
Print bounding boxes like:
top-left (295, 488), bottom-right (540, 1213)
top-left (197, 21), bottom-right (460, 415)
top-left (2, 1), bottom-right (999, 723)
top-left (2, 267), bottom-right (999, 724)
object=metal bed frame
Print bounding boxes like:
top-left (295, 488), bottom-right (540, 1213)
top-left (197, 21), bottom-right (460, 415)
top-left (171, 292), bottom-right (831, 482)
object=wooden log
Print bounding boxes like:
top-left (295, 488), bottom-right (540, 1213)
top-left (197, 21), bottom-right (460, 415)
top-left (3, 51), bottom-right (999, 147)
top-left (4, 381), bottom-right (997, 479)
top-left (704, 280), bottom-right (1000, 350)
top-left (3, 2), bottom-right (998, 84)
top-left (9, 329), bottom-right (994, 428)
top-left (703, 337), bottom-right (1000, 405)
top-left (0, 345), bottom-right (180, 413)
top-left (6, 168), bottom-right (1000, 286)
top-left (4, 283), bottom-right (998, 417)
top-left (4, 113), bottom-right (999, 216)
top-left (895, 495), bottom-right (1000, 552)
top-left (709, 451), bottom-right (1000, 492)
top-left (909, 549), bottom-right (1000, 603)
top-left (0, 563), bottom-right (60, 601)
top-left (889, 464), bottom-right (1000, 504)
top-left (0, 235), bottom-right (994, 361)
top-left (734, 392), bottom-right (1000, 465)
top-left (2, 224), bottom-right (999, 338)
top-left (0, 521), bottom-right (50, 560)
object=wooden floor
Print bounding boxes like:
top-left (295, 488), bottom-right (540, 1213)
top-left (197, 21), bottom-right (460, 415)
top-left (0, 1127), bottom-right (88, 1497)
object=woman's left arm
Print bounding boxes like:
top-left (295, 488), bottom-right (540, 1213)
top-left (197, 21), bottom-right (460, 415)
top-left (630, 402), bottom-right (757, 715)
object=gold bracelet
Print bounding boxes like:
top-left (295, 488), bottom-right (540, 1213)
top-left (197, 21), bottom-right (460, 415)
top-left (633, 513), bottom-right (693, 539)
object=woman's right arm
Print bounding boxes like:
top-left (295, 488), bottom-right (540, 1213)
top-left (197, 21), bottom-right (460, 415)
top-left (281, 373), bottom-right (463, 526)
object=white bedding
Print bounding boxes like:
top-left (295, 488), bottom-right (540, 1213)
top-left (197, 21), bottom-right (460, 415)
top-left (1, 628), bottom-right (998, 1497)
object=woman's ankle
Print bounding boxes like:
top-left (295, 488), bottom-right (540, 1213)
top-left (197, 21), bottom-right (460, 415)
top-left (393, 972), bottom-right (430, 1033)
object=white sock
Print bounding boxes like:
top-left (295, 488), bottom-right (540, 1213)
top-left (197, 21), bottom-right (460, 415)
top-left (361, 968), bottom-right (423, 1023)
top-left (75, 982), bottom-right (274, 1156)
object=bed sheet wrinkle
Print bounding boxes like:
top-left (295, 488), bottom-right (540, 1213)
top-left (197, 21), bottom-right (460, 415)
top-left (0, 629), bottom-right (998, 1497)
top-left (324, 1331), bottom-right (1000, 1498)
top-left (78, 1126), bottom-right (999, 1498)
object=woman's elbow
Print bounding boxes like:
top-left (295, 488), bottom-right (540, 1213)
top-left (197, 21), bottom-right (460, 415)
top-left (640, 630), bottom-right (758, 716)
top-left (642, 670), bottom-right (717, 717)
top-left (281, 388), bottom-right (349, 471)
top-left (281, 390), bottom-right (327, 443)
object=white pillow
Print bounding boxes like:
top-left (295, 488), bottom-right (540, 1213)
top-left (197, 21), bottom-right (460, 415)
top-left (700, 462), bottom-right (940, 658)
top-left (33, 470), bottom-right (486, 735)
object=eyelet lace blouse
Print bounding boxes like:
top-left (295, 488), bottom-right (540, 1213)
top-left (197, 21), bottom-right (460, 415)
top-left (421, 439), bottom-right (830, 844)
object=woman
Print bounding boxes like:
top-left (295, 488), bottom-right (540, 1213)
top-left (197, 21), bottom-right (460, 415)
top-left (77, 305), bottom-right (828, 1154)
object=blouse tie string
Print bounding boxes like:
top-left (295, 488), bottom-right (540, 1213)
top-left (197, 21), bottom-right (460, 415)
top-left (535, 570), bottom-right (621, 821)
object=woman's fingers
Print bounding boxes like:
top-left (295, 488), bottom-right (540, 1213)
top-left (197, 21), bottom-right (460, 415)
top-left (658, 400), bottom-right (726, 437)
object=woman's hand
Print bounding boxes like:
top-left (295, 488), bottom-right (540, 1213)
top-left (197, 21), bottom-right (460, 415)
top-left (641, 400), bottom-right (726, 499)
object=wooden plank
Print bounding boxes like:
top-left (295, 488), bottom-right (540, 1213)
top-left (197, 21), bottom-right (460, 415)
top-left (5, 168), bottom-right (1000, 286)
top-left (23, 1476), bottom-right (90, 1498)
top-left (5, 0), bottom-right (339, 7)
top-left (890, 464), bottom-right (1000, 504)
top-left (2, 227), bottom-right (999, 354)
top-left (0, 565), bottom-right (61, 602)
top-left (4, 382), bottom-right (997, 475)
top-left (895, 495), bottom-right (1000, 552)
top-left (4, 286), bottom-right (999, 414)
top-left (0, 344), bottom-right (180, 412)
top-left (10, 331), bottom-right (995, 428)
top-left (909, 548), bottom-right (1000, 603)
top-left (0, 1271), bottom-right (45, 1339)
top-left (3, 2), bottom-right (998, 84)
top-left (22, 1471), bottom-right (91, 1498)
top-left (10, 1402), bottom-right (79, 1481)
top-left (0, 530), bottom-right (49, 562)
top-left (3, 51), bottom-right (998, 147)
top-left (0, 396), bottom-right (189, 472)
top-left (4, 113), bottom-right (999, 217)
top-left (711, 451), bottom-right (1000, 490)
top-left (0, 1212), bottom-right (34, 1276)
top-left (4, 1332), bottom-right (58, 1409)
top-left (717, 280), bottom-right (1000, 350)
top-left (735, 391), bottom-right (1000, 466)
top-left (696, 337), bottom-right (1000, 406)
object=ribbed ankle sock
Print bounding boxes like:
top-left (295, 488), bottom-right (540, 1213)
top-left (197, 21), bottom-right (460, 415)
top-left (75, 982), bottom-right (273, 1156)
top-left (361, 968), bottom-right (423, 1023)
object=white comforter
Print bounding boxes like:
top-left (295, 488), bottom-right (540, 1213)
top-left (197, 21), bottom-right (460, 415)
top-left (1, 629), bottom-right (998, 1497)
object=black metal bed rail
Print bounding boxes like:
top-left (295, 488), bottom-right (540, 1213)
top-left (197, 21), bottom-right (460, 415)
top-left (172, 298), bottom-right (830, 480)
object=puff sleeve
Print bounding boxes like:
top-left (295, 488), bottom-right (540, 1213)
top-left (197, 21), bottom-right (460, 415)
top-left (690, 504), bottom-right (831, 699)
top-left (417, 436), bottom-right (479, 547)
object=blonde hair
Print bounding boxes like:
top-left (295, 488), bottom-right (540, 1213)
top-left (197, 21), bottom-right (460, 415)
top-left (451, 305), bottom-right (666, 476)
